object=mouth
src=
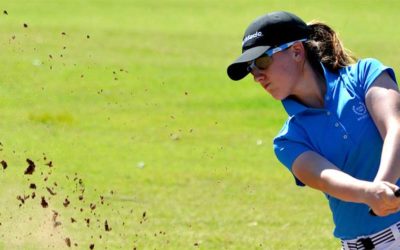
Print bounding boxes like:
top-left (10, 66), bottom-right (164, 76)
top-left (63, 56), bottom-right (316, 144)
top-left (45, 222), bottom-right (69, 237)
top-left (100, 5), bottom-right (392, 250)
top-left (262, 82), bottom-right (271, 89)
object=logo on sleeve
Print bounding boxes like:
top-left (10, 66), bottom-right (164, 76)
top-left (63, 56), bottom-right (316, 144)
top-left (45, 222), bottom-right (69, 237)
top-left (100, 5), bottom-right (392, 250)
top-left (352, 102), bottom-right (368, 121)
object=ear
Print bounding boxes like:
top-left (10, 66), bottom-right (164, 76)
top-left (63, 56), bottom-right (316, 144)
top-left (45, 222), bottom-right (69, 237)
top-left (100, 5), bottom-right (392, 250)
top-left (290, 42), bottom-right (305, 62)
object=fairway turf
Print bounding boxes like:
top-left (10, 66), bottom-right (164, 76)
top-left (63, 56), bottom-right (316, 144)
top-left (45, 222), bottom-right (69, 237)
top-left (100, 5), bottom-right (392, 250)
top-left (0, 1), bottom-right (399, 249)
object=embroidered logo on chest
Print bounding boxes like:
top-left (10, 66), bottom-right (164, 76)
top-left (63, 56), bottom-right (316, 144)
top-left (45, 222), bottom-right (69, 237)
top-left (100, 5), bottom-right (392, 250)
top-left (352, 101), bottom-right (368, 121)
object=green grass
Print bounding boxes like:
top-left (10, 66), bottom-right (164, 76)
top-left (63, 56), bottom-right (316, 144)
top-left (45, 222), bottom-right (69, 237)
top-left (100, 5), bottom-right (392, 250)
top-left (0, 0), bottom-right (399, 249)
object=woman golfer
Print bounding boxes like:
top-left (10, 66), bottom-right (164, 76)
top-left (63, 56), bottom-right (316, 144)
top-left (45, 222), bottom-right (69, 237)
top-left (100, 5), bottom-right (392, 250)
top-left (227, 11), bottom-right (400, 249)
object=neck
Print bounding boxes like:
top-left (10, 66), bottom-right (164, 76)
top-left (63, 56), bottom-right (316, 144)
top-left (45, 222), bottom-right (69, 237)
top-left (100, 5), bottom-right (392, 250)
top-left (292, 61), bottom-right (326, 109)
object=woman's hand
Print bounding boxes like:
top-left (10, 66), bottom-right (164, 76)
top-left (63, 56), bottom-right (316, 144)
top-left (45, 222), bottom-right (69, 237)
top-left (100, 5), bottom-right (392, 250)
top-left (365, 181), bottom-right (400, 217)
top-left (292, 151), bottom-right (400, 215)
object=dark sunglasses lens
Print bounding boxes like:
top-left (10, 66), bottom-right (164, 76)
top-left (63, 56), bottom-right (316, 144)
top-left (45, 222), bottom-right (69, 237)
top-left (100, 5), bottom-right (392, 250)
top-left (255, 56), bottom-right (272, 70)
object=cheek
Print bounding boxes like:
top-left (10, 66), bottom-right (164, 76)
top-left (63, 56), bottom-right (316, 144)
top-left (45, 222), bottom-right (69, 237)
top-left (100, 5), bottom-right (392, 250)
top-left (266, 64), bottom-right (298, 99)
top-left (274, 61), bottom-right (299, 85)
top-left (277, 59), bottom-right (296, 75)
top-left (267, 65), bottom-right (289, 85)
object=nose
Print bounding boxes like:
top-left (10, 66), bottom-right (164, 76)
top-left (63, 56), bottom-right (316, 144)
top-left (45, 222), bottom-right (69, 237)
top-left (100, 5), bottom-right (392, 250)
top-left (251, 68), bottom-right (266, 83)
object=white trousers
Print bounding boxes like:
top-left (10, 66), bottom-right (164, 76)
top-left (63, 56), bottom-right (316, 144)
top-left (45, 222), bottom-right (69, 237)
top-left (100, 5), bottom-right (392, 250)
top-left (341, 222), bottom-right (400, 250)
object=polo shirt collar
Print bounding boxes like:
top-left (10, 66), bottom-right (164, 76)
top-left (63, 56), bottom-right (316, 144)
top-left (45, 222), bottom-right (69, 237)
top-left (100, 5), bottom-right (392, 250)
top-left (282, 63), bottom-right (338, 116)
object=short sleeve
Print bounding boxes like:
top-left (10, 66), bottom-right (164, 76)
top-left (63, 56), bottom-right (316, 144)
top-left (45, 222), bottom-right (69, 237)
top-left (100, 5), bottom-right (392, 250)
top-left (356, 58), bottom-right (397, 95)
top-left (273, 121), bottom-right (312, 186)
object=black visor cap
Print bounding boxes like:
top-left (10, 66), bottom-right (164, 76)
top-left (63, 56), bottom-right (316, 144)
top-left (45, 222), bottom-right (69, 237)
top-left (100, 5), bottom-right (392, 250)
top-left (227, 11), bottom-right (310, 81)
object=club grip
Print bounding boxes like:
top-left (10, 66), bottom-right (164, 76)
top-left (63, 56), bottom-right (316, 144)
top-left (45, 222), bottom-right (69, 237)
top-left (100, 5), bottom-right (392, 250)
top-left (369, 189), bottom-right (400, 216)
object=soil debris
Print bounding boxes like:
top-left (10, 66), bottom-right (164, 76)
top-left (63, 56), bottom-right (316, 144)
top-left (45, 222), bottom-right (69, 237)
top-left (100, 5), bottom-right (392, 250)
top-left (65, 237), bottom-right (71, 247)
top-left (16, 194), bottom-right (29, 206)
top-left (90, 203), bottom-right (96, 210)
top-left (52, 210), bottom-right (62, 228)
top-left (46, 187), bottom-right (56, 196)
top-left (1, 160), bottom-right (7, 169)
top-left (41, 196), bottom-right (48, 208)
top-left (63, 198), bottom-right (70, 207)
top-left (85, 218), bottom-right (90, 227)
top-left (24, 159), bottom-right (36, 175)
top-left (105, 220), bottom-right (111, 231)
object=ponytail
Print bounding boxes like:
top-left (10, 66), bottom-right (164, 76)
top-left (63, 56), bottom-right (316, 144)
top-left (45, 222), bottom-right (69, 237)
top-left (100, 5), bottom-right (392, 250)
top-left (304, 21), bottom-right (357, 72)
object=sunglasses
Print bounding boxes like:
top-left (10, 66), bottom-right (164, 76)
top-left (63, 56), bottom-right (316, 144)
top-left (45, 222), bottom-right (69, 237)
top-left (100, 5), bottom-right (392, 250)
top-left (247, 39), bottom-right (307, 72)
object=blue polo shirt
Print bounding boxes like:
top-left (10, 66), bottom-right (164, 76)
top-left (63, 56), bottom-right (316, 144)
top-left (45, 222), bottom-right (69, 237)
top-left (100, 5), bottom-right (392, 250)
top-left (273, 58), bottom-right (400, 239)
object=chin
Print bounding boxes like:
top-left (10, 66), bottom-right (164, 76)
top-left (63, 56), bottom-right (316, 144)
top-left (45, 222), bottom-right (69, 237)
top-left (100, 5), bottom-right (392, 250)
top-left (269, 92), bottom-right (287, 101)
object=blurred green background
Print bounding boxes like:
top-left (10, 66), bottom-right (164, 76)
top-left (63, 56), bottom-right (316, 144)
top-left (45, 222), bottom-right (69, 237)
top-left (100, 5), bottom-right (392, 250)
top-left (0, 0), bottom-right (399, 249)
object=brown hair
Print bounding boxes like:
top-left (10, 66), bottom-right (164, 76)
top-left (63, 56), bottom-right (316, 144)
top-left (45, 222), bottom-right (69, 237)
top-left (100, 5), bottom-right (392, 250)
top-left (304, 21), bottom-right (357, 73)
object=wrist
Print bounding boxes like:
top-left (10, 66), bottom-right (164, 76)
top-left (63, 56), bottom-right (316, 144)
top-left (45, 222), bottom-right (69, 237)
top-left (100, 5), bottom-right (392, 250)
top-left (357, 181), bottom-right (375, 205)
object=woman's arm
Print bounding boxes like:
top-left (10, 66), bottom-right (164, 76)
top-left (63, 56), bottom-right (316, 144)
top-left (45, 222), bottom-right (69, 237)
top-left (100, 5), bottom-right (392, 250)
top-left (292, 151), bottom-right (400, 216)
top-left (365, 72), bottom-right (400, 183)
